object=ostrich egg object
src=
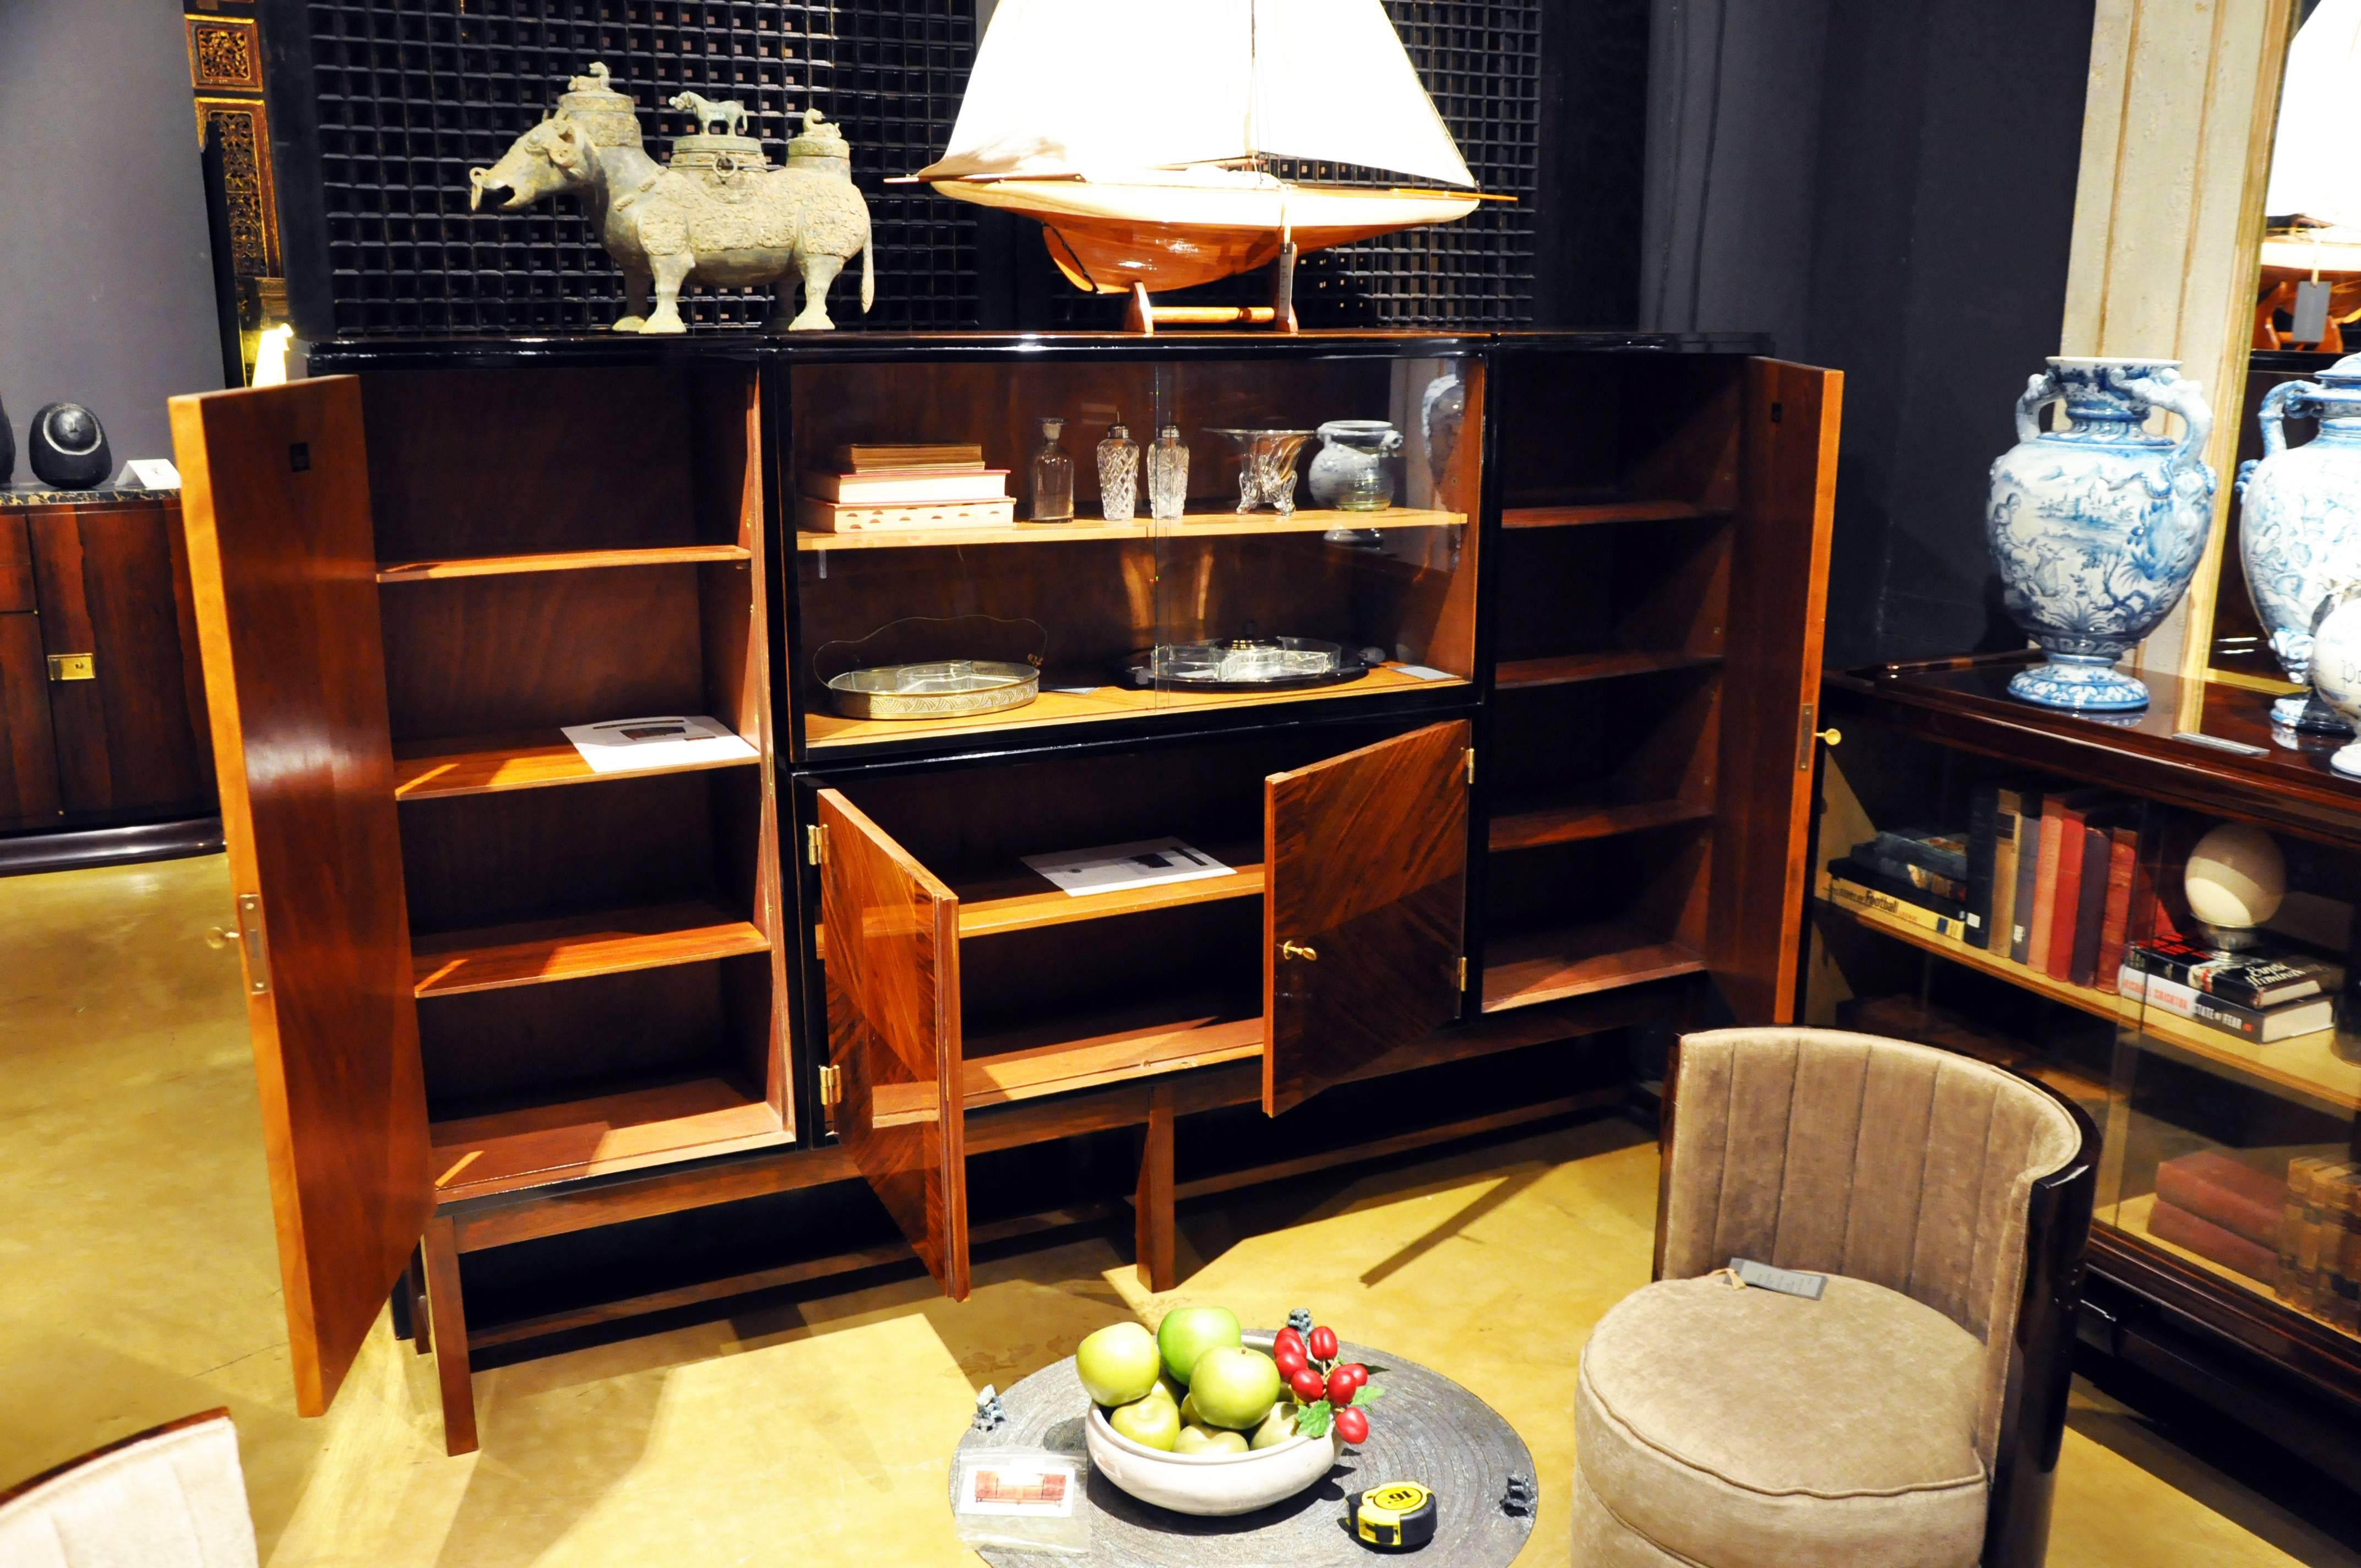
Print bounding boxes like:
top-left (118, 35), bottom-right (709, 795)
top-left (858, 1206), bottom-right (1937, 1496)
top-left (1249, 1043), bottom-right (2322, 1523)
top-left (2184, 823), bottom-right (2286, 930)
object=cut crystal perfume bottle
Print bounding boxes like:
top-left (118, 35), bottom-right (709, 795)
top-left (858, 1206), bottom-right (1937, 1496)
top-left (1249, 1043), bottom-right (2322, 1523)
top-left (1147, 423), bottom-right (1189, 521)
top-left (1030, 416), bottom-right (1074, 522)
top-left (1097, 417), bottom-right (1140, 522)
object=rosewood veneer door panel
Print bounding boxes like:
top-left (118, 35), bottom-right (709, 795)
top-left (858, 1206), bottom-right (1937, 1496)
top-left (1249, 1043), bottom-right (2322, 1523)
top-left (1264, 718), bottom-right (1470, 1114)
top-left (815, 789), bottom-right (969, 1299)
top-left (1706, 360), bottom-right (1842, 1022)
top-left (171, 377), bottom-right (432, 1417)
top-left (0, 611), bottom-right (63, 826)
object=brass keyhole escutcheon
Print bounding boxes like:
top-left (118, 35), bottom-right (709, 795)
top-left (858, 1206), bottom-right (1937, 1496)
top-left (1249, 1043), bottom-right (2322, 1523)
top-left (1280, 940), bottom-right (1318, 962)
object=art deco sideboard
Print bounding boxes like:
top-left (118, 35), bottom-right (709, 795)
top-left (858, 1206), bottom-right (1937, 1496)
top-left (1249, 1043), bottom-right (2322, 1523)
top-left (171, 329), bottom-right (1841, 1452)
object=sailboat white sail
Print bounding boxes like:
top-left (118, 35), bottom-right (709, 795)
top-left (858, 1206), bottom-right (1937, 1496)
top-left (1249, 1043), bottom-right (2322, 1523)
top-left (914, 0), bottom-right (1486, 309)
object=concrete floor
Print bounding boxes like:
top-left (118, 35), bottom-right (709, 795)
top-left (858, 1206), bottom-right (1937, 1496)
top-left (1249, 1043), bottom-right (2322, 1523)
top-left (3, 851), bottom-right (2355, 1566)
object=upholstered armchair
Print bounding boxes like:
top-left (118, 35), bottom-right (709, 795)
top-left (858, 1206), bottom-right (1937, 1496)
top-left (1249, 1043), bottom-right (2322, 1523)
top-left (1574, 1028), bottom-right (2095, 1568)
top-left (0, 1410), bottom-right (257, 1568)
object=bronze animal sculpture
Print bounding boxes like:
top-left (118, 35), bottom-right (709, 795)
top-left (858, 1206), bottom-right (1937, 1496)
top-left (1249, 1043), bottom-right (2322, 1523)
top-left (668, 91), bottom-right (747, 138)
top-left (469, 68), bottom-right (872, 333)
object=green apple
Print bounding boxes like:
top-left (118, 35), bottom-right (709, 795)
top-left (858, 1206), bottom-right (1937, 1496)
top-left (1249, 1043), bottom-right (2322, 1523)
top-left (1076, 1321), bottom-right (1162, 1408)
top-left (1156, 1305), bottom-right (1242, 1385)
top-left (1175, 1424), bottom-right (1249, 1455)
top-left (1148, 1373), bottom-right (1185, 1409)
top-left (1177, 1390), bottom-right (1206, 1429)
top-left (1250, 1401), bottom-right (1299, 1449)
top-left (1106, 1392), bottom-right (1180, 1451)
top-left (1187, 1346), bottom-right (1285, 1430)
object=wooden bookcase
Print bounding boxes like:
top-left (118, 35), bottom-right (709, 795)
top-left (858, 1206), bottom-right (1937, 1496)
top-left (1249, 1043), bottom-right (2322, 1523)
top-left (172, 331), bottom-right (1838, 1453)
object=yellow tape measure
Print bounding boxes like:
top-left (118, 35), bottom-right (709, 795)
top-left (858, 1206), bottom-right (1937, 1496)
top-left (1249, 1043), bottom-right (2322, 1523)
top-left (1350, 1481), bottom-right (1438, 1550)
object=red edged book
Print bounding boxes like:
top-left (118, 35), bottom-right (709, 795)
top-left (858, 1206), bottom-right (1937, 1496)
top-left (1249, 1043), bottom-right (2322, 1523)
top-left (2042, 791), bottom-right (2111, 979)
top-left (2094, 825), bottom-right (2140, 995)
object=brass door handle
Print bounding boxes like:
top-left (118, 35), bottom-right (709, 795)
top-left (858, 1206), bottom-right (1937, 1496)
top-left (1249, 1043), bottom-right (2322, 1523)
top-left (204, 926), bottom-right (237, 951)
top-left (1280, 940), bottom-right (1318, 962)
top-left (1814, 727), bottom-right (1842, 747)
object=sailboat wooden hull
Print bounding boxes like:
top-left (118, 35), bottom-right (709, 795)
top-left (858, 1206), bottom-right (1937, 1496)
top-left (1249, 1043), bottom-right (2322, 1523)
top-left (931, 177), bottom-right (1481, 295)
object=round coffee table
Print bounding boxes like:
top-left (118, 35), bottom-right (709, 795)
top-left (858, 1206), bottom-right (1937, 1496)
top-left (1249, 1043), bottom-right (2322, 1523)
top-left (949, 1337), bottom-right (1536, 1566)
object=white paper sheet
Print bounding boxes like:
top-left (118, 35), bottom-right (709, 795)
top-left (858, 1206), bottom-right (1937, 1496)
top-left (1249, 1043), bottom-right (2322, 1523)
top-left (1019, 836), bottom-right (1233, 897)
top-left (559, 715), bottom-right (758, 774)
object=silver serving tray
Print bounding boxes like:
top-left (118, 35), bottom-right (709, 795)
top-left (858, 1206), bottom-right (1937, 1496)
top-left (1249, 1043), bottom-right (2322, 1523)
top-left (825, 659), bottom-right (1040, 719)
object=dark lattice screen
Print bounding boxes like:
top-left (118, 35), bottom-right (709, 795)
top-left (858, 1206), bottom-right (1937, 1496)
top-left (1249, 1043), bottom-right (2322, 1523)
top-left (298, 1), bottom-right (1539, 335)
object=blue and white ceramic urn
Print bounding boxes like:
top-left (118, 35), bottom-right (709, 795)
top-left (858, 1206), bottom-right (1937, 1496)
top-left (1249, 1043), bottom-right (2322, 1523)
top-left (2235, 353), bottom-right (2361, 733)
top-left (1988, 357), bottom-right (2217, 710)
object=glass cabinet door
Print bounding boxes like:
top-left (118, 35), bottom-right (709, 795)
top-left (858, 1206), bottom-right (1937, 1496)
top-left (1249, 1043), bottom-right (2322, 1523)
top-left (2097, 818), bottom-right (2361, 1342)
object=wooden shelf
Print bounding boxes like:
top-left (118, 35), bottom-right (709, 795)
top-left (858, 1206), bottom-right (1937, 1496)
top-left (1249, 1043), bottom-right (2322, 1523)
top-left (412, 899), bottom-right (771, 997)
top-left (376, 544), bottom-right (752, 582)
top-left (2107, 1193), bottom-right (2357, 1345)
top-left (804, 663), bottom-right (1468, 752)
top-left (1495, 651), bottom-right (1721, 689)
top-left (429, 1074), bottom-right (787, 1200)
top-left (393, 727), bottom-right (760, 800)
top-left (961, 1005), bottom-right (1264, 1109)
top-left (1489, 797), bottom-right (1713, 853)
top-left (1815, 880), bottom-right (2361, 1114)
top-left (1482, 921), bottom-right (1706, 1012)
top-left (1503, 502), bottom-right (1729, 529)
top-left (955, 851), bottom-right (1264, 938)
top-left (797, 507), bottom-right (1464, 552)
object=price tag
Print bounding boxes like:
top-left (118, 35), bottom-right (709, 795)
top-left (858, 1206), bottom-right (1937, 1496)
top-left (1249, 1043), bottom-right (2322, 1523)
top-left (1731, 1257), bottom-right (1827, 1299)
top-left (2293, 280), bottom-right (2332, 346)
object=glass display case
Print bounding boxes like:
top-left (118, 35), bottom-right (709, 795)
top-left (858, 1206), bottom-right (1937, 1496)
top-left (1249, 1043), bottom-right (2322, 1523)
top-left (781, 347), bottom-right (1481, 759)
top-left (1809, 655), bottom-right (2361, 1478)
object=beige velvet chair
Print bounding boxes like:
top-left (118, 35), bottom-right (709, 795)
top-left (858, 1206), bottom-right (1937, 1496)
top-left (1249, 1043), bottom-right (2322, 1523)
top-left (0, 1410), bottom-right (257, 1568)
top-left (1574, 1028), bottom-right (2095, 1568)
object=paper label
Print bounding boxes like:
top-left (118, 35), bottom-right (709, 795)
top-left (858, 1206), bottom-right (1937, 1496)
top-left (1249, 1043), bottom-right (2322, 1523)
top-left (1020, 837), bottom-right (1233, 897)
top-left (2293, 279), bottom-right (2332, 345)
top-left (1731, 1257), bottom-right (1827, 1299)
top-left (118, 458), bottom-right (182, 489)
top-left (954, 1457), bottom-right (1080, 1518)
top-left (559, 715), bottom-right (758, 775)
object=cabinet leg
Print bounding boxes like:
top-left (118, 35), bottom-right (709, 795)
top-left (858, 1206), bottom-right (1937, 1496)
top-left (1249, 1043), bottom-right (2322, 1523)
top-left (421, 1214), bottom-right (479, 1456)
top-left (1135, 1085), bottom-right (1176, 1292)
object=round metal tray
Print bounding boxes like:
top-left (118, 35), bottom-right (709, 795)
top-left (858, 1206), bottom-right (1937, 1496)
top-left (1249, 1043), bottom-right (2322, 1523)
top-left (825, 659), bottom-right (1040, 719)
top-left (1123, 638), bottom-right (1369, 693)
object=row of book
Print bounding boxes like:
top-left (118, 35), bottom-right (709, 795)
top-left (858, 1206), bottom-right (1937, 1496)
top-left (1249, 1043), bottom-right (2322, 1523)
top-left (799, 443), bottom-right (1016, 533)
top-left (2145, 1148), bottom-right (2360, 1329)
top-left (1825, 784), bottom-right (2335, 1046)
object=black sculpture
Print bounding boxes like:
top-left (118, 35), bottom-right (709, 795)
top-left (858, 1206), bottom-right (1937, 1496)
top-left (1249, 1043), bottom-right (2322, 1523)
top-left (28, 402), bottom-right (110, 489)
top-left (0, 395), bottom-right (13, 484)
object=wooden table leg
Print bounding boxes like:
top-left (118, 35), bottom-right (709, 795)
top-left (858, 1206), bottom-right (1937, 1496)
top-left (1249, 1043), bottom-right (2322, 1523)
top-left (1135, 1084), bottom-right (1176, 1292)
top-left (398, 1244), bottom-right (432, 1354)
top-left (422, 1213), bottom-right (479, 1455)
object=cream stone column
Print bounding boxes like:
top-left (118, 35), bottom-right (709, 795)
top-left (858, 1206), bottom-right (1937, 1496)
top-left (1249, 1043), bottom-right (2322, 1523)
top-left (2058, 0), bottom-right (2297, 701)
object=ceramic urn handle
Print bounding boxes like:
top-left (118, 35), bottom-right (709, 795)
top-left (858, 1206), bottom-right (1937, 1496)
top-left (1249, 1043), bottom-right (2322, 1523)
top-left (2128, 371), bottom-right (2213, 490)
top-left (2013, 370), bottom-right (2062, 443)
top-left (2255, 379), bottom-right (2314, 460)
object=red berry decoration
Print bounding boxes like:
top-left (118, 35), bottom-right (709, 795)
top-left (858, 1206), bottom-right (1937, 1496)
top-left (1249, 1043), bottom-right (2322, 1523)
top-left (1334, 1406), bottom-right (1369, 1445)
top-left (1288, 1365), bottom-right (1327, 1403)
top-left (1274, 1327), bottom-right (1306, 1359)
top-left (1307, 1325), bottom-right (1339, 1361)
top-left (1274, 1342), bottom-right (1309, 1377)
top-left (1327, 1363), bottom-right (1367, 1404)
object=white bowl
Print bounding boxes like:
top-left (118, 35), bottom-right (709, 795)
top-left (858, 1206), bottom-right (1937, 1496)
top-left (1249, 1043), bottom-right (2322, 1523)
top-left (1085, 1404), bottom-right (1344, 1516)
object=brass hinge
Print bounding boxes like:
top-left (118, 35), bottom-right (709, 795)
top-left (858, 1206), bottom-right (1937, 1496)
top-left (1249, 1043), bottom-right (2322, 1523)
top-left (817, 1064), bottom-right (842, 1107)
top-left (1457, 955), bottom-right (1468, 990)
top-left (806, 823), bottom-right (828, 865)
top-left (1797, 703), bottom-right (1841, 769)
top-left (47, 653), bottom-right (95, 682)
top-left (233, 892), bottom-right (269, 995)
top-left (1464, 747), bottom-right (1476, 786)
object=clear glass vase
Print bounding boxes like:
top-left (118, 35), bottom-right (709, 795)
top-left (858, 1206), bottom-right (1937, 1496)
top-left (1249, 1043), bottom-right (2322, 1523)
top-left (1097, 420), bottom-right (1140, 522)
top-left (1030, 417), bottom-right (1074, 522)
top-left (1147, 424), bottom-right (1189, 521)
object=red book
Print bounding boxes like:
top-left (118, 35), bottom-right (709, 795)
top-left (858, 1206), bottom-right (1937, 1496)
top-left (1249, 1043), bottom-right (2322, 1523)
top-left (2028, 802), bottom-right (2065, 971)
top-left (2068, 824), bottom-right (2111, 987)
top-left (2150, 1197), bottom-right (2280, 1282)
top-left (2095, 826), bottom-right (2139, 995)
top-left (2155, 1150), bottom-right (2285, 1247)
top-left (2044, 793), bottom-right (2108, 978)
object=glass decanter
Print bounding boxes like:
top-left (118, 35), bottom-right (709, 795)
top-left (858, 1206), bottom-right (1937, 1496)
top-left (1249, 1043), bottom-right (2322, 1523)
top-left (1030, 416), bottom-right (1074, 522)
top-left (1146, 424), bottom-right (1189, 521)
top-left (1097, 417), bottom-right (1140, 523)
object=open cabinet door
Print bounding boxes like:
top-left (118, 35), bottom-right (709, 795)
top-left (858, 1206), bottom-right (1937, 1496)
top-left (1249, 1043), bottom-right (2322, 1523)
top-left (1264, 720), bottom-right (1470, 1115)
top-left (815, 790), bottom-right (969, 1298)
top-left (171, 378), bottom-right (430, 1416)
top-left (1706, 359), bottom-right (1842, 1022)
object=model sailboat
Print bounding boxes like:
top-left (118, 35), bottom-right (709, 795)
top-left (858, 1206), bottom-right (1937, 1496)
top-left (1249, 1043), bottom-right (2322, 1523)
top-left (911, 0), bottom-right (1489, 330)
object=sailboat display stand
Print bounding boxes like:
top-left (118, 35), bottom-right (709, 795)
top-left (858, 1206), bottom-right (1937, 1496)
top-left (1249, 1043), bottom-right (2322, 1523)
top-left (911, 0), bottom-right (1493, 334)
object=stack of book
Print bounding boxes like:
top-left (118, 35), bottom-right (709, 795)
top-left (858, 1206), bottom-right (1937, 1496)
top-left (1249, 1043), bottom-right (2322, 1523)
top-left (800, 443), bottom-right (1014, 533)
top-left (2282, 1157), bottom-right (2361, 1327)
top-left (2148, 1148), bottom-right (2286, 1283)
top-left (2118, 937), bottom-right (2335, 1042)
